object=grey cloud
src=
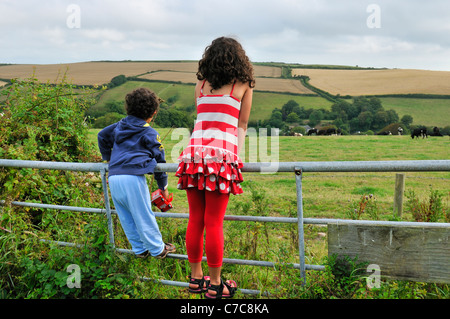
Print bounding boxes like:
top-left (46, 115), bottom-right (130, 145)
top-left (0, 0), bottom-right (449, 70)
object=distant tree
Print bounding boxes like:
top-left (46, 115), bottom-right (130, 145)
top-left (401, 114), bottom-right (414, 127)
top-left (441, 125), bottom-right (450, 136)
top-left (268, 110), bottom-right (284, 128)
top-left (386, 109), bottom-right (399, 124)
top-left (309, 110), bottom-right (323, 126)
top-left (286, 112), bottom-right (300, 123)
top-left (109, 75), bottom-right (127, 88)
top-left (291, 126), bottom-right (306, 135)
top-left (95, 112), bottom-right (125, 128)
top-left (105, 101), bottom-right (126, 115)
top-left (357, 111), bottom-right (373, 131)
top-left (367, 97), bottom-right (383, 114)
top-left (373, 110), bottom-right (389, 130)
top-left (281, 100), bottom-right (299, 120)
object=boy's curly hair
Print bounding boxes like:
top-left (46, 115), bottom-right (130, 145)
top-left (125, 87), bottom-right (160, 120)
top-left (197, 37), bottom-right (255, 92)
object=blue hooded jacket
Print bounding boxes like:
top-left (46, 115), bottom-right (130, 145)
top-left (97, 115), bottom-right (168, 190)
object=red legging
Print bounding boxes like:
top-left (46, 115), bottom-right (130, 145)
top-left (186, 188), bottom-right (230, 268)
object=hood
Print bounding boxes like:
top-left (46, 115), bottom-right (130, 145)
top-left (114, 115), bottom-right (148, 144)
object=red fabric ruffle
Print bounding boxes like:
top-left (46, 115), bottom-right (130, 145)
top-left (176, 146), bottom-right (243, 195)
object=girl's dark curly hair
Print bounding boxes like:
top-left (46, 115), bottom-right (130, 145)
top-left (197, 37), bottom-right (255, 92)
top-left (125, 87), bottom-right (160, 120)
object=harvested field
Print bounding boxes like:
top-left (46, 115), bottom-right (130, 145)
top-left (292, 68), bottom-right (450, 96)
top-left (0, 61), bottom-right (282, 86)
top-left (253, 65), bottom-right (282, 77)
top-left (254, 77), bottom-right (315, 94)
top-left (138, 71), bottom-right (196, 84)
top-left (0, 61), bottom-right (198, 86)
top-left (3, 61), bottom-right (448, 97)
top-left (0, 81), bottom-right (7, 87)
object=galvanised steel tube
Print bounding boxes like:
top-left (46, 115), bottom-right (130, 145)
top-left (4, 200), bottom-right (450, 228)
top-left (295, 168), bottom-right (306, 285)
top-left (100, 167), bottom-right (115, 247)
top-left (1, 159), bottom-right (449, 173)
top-left (115, 248), bottom-right (325, 271)
top-left (0, 159), bottom-right (108, 172)
top-left (239, 160), bottom-right (450, 173)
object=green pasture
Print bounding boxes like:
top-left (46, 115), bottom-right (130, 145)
top-left (90, 80), bottom-right (449, 127)
top-left (89, 129), bottom-right (449, 221)
top-left (94, 80), bottom-right (332, 121)
top-left (379, 97), bottom-right (450, 128)
top-left (95, 81), bottom-right (196, 110)
top-left (250, 92), bottom-right (332, 121)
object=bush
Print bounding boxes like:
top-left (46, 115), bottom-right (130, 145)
top-left (0, 75), bottom-right (120, 298)
top-left (405, 188), bottom-right (448, 223)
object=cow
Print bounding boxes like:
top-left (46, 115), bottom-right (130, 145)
top-left (411, 127), bottom-right (427, 139)
top-left (377, 131), bottom-right (392, 135)
top-left (307, 128), bottom-right (318, 136)
top-left (294, 132), bottom-right (303, 136)
top-left (430, 127), bottom-right (443, 137)
top-left (326, 128), bottom-right (342, 135)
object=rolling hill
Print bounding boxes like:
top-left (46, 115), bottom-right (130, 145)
top-left (1, 61), bottom-right (449, 127)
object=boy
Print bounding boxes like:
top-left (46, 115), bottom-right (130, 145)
top-left (98, 87), bottom-right (175, 258)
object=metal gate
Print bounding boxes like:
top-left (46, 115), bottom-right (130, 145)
top-left (1, 159), bottom-right (449, 295)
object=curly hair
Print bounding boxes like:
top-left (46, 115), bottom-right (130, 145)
top-left (125, 87), bottom-right (160, 120)
top-left (196, 37), bottom-right (255, 92)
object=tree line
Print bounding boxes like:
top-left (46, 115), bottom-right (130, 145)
top-left (249, 96), bottom-right (444, 136)
top-left (85, 75), bottom-right (449, 136)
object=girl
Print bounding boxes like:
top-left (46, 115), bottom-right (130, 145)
top-left (176, 37), bottom-right (254, 299)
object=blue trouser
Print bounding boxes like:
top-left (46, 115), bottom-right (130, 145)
top-left (109, 175), bottom-right (165, 256)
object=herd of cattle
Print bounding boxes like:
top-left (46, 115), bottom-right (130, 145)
top-left (296, 126), bottom-right (445, 138)
top-left (410, 126), bottom-right (444, 138)
top-left (305, 128), bottom-right (342, 136)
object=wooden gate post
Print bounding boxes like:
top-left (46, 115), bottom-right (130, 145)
top-left (393, 173), bottom-right (405, 217)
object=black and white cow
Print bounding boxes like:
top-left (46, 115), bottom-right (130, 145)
top-left (411, 127), bottom-right (427, 139)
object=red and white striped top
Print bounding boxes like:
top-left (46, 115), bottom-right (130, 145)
top-left (176, 81), bottom-right (244, 194)
top-left (184, 80), bottom-right (241, 161)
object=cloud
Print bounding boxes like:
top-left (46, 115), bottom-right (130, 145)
top-left (0, 0), bottom-right (449, 70)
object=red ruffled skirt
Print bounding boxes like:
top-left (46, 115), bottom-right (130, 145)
top-left (176, 146), bottom-right (244, 195)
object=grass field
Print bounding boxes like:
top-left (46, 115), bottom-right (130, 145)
top-left (379, 97), bottom-right (450, 128)
top-left (89, 128), bottom-right (449, 221)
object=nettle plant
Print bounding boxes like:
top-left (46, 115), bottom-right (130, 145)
top-left (346, 194), bottom-right (379, 220)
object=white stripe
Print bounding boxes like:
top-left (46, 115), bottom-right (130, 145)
top-left (191, 129), bottom-right (238, 145)
top-left (197, 96), bottom-right (241, 111)
top-left (196, 112), bottom-right (238, 127)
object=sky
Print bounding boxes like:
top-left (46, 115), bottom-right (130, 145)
top-left (1, 0), bottom-right (450, 71)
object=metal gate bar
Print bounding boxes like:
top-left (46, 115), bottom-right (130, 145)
top-left (1, 158), bottom-right (450, 294)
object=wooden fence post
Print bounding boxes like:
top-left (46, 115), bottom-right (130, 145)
top-left (393, 173), bottom-right (405, 217)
